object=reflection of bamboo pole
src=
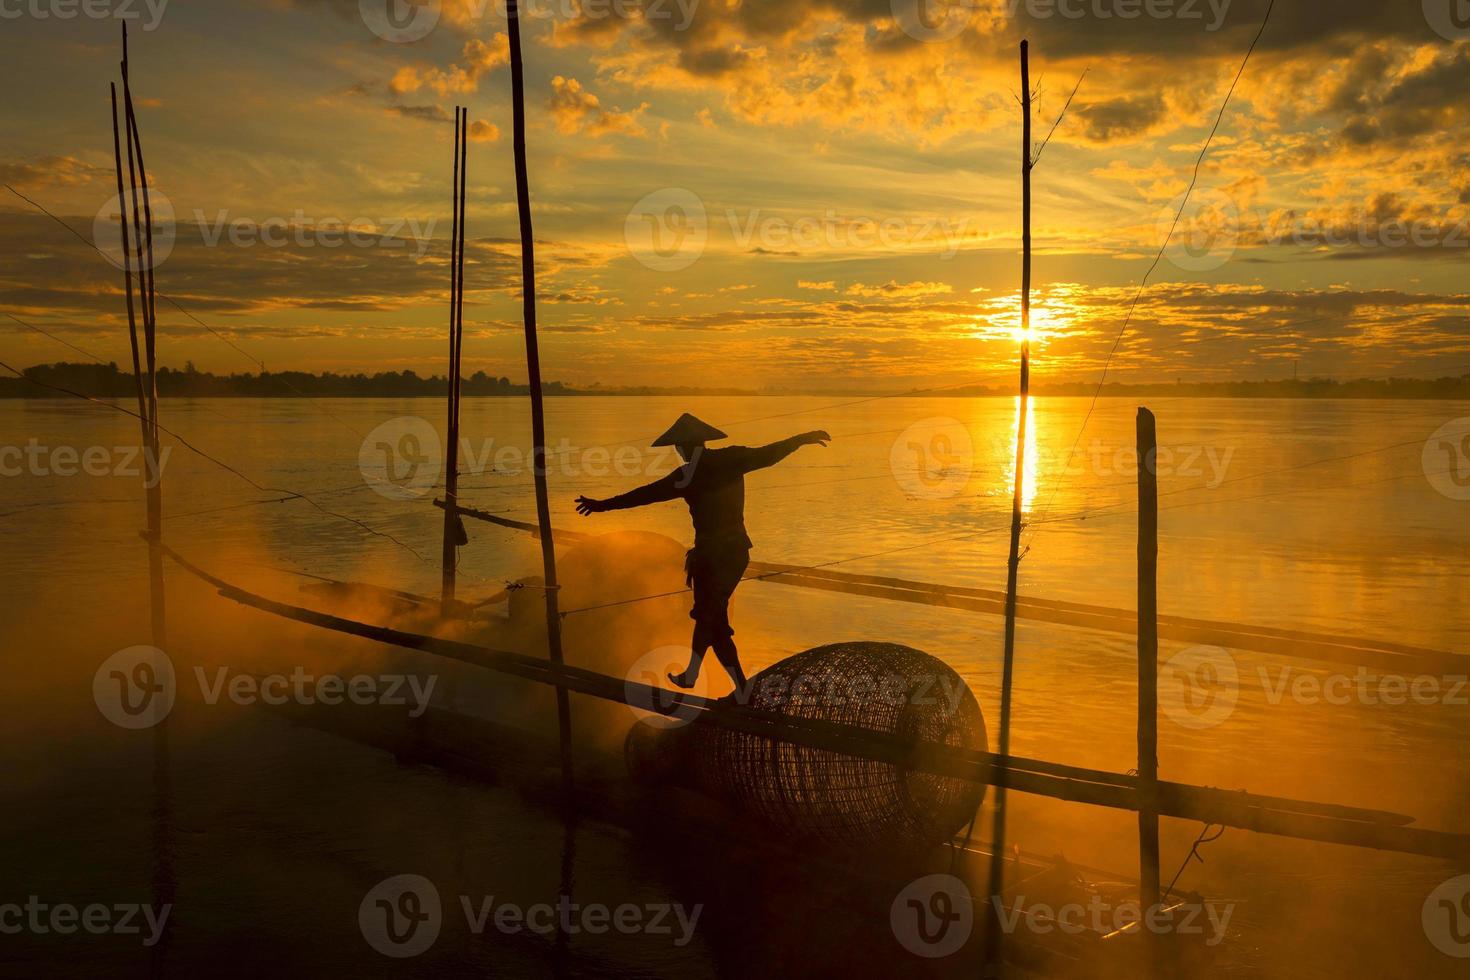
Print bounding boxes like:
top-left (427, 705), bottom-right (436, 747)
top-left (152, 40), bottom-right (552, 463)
top-left (506, 0), bottom-right (574, 786)
top-left (987, 38), bottom-right (1033, 972)
top-left (1137, 407), bottom-right (1161, 918)
top-left (442, 107), bottom-right (464, 614)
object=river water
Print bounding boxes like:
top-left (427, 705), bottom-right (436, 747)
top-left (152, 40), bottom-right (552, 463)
top-left (2, 395), bottom-right (1467, 976)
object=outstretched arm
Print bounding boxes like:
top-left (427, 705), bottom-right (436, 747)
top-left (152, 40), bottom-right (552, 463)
top-left (575, 470), bottom-right (681, 516)
top-left (734, 429), bottom-right (831, 474)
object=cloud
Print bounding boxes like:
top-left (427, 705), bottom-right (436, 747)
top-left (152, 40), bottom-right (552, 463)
top-left (547, 76), bottom-right (648, 137)
top-left (845, 280), bottom-right (953, 298)
top-left (387, 36), bottom-right (510, 97)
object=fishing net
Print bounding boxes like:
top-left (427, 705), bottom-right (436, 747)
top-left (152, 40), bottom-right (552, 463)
top-left (628, 641), bottom-right (987, 850)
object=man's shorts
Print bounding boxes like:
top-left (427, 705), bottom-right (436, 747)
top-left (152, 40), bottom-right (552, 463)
top-left (684, 545), bottom-right (751, 643)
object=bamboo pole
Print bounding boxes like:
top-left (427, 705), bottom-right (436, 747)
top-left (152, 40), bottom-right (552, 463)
top-left (987, 38), bottom-right (1033, 970)
top-left (157, 541), bottom-right (1470, 862)
top-left (118, 25), bottom-right (172, 971)
top-left (109, 84), bottom-right (148, 431)
top-left (1137, 407), bottom-right (1162, 916)
top-left (444, 503), bottom-right (1470, 674)
top-left (506, 0), bottom-right (574, 786)
top-left (442, 107), bottom-right (464, 614)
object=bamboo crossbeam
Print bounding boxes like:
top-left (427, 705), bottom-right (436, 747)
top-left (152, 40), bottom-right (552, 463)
top-left (433, 500), bottom-right (1468, 675)
top-left (157, 542), bottom-right (1469, 862)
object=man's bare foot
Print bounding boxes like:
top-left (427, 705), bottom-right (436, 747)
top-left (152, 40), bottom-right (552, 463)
top-left (667, 670), bottom-right (697, 690)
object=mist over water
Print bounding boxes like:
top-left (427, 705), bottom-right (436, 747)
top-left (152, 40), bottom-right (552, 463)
top-left (2, 394), bottom-right (1467, 977)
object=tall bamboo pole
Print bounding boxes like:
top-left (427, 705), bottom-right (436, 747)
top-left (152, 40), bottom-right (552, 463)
top-left (1137, 407), bottom-right (1162, 914)
top-left (442, 107), bottom-right (464, 614)
top-left (987, 39), bottom-right (1033, 973)
top-left (506, 0), bottom-right (574, 786)
top-left (118, 24), bottom-right (172, 971)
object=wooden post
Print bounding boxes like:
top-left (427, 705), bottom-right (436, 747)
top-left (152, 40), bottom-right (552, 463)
top-left (1137, 407), bottom-right (1162, 912)
top-left (507, 0), bottom-right (574, 787)
top-left (117, 25), bottom-right (172, 970)
top-left (441, 107), bottom-right (464, 614)
top-left (987, 38), bottom-right (1032, 973)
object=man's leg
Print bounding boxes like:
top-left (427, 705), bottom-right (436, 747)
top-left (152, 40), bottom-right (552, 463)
top-left (668, 630), bottom-right (709, 690)
top-left (709, 635), bottom-right (748, 692)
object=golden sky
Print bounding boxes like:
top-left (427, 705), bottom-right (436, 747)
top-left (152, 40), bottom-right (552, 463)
top-left (2, 0), bottom-right (1468, 389)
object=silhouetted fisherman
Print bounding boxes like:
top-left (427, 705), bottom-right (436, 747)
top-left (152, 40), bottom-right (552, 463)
top-left (575, 413), bottom-right (830, 692)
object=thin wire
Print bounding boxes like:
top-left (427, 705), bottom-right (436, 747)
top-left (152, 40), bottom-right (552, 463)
top-left (3, 311), bottom-right (112, 363)
top-left (1023, 0), bottom-right (1276, 554)
top-left (3, 183), bottom-right (367, 438)
top-left (1030, 68), bottom-right (1087, 166)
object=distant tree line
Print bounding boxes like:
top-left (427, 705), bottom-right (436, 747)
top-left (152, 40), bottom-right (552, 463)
top-left (0, 362), bottom-right (752, 398)
top-left (2, 362), bottom-right (1465, 399)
